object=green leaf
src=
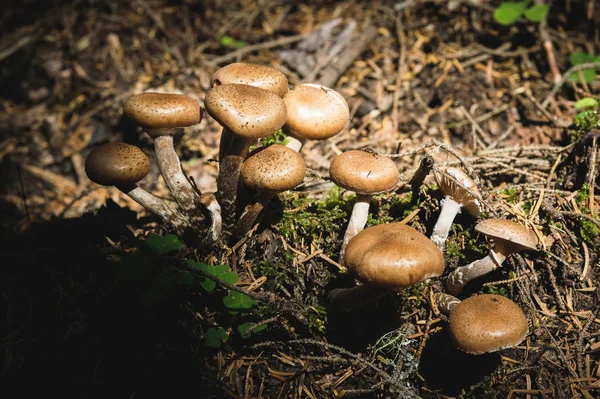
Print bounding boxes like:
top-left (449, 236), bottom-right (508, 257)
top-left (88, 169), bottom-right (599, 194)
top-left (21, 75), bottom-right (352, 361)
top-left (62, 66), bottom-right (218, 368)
top-left (187, 261), bottom-right (238, 292)
top-left (144, 234), bottom-right (182, 254)
top-left (569, 52), bottom-right (600, 66)
top-left (171, 270), bottom-right (195, 285)
top-left (524, 4), bottom-right (549, 22)
top-left (223, 291), bottom-right (257, 310)
top-left (493, 1), bottom-right (530, 25)
top-left (204, 327), bottom-right (228, 348)
top-left (568, 69), bottom-right (597, 84)
top-left (575, 97), bottom-right (599, 110)
top-left (220, 35), bottom-right (246, 49)
top-left (237, 322), bottom-right (268, 338)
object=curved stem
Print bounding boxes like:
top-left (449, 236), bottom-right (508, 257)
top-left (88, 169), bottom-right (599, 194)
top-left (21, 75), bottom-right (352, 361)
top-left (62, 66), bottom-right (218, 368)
top-left (153, 135), bottom-right (206, 230)
top-left (445, 248), bottom-right (509, 296)
top-left (327, 284), bottom-right (390, 311)
top-left (433, 292), bottom-right (461, 315)
top-left (200, 192), bottom-right (222, 244)
top-left (234, 190), bottom-right (273, 239)
top-left (430, 196), bottom-right (462, 250)
top-left (340, 194), bottom-right (371, 260)
top-left (121, 184), bottom-right (190, 236)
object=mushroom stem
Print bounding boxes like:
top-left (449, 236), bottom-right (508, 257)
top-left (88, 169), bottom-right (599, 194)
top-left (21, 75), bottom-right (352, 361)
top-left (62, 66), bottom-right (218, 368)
top-left (153, 134), bottom-right (207, 230)
top-left (234, 190), bottom-right (273, 239)
top-left (200, 193), bottom-right (222, 244)
top-left (285, 135), bottom-right (305, 152)
top-left (446, 240), bottom-right (514, 295)
top-left (433, 292), bottom-right (461, 315)
top-left (340, 194), bottom-right (371, 259)
top-left (327, 284), bottom-right (391, 311)
top-left (430, 196), bottom-right (463, 249)
top-left (120, 184), bottom-right (190, 236)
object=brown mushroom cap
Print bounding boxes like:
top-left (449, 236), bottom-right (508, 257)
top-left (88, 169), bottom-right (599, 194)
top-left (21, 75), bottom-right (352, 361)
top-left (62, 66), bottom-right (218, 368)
top-left (448, 294), bottom-right (529, 354)
top-left (475, 219), bottom-right (538, 250)
top-left (283, 83), bottom-right (349, 140)
top-left (344, 223), bottom-right (445, 289)
top-left (123, 92), bottom-right (201, 132)
top-left (329, 150), bottom-right (399, 195)
top-left (434, 167), bottom-right (481, 216)
top-left (204, 84), bottom-right (287, 139)
top-left (85, 142), bottom-right (150, 186)
top-left (240, 144), bottom-right (306, 192)
top-left (212, 63), bottom-right (288, 98)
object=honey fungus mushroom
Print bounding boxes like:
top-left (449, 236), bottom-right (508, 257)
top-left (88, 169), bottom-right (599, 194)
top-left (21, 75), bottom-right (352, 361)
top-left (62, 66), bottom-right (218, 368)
top-left (283, 83), bottom-right (349, 152)
top-left (446, 219), bottom-right (538, 295)
top-left (329, 149), bottom-right (399, 258)
top-left (85, 142), bottom-right (189, 235)
top-left (431, 167), bottom-right (482, 250)
top-left (434, 293), bottom-right (529, 354)
top-left (328, 223), bottom-right (445, 311)
top-left (123, 92), bottom-right (219, 238)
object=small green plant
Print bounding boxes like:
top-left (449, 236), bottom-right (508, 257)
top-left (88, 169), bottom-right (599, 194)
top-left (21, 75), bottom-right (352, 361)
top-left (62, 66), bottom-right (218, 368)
top-left (204, 327), bottom-right (229, 348)
top-left (493, 1), bottom-right (549, 25)
top-left (219, 35), bottom-right (245, 49)
top-left (568, 52), bottom-right (600, 83)
top-left (571, 110), bottom-right (599, 142)
top-left (237, 322), bottom-right (268, 338)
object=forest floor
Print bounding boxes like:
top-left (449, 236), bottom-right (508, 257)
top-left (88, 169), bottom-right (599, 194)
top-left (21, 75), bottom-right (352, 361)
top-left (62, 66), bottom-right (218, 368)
top-left (1, 0), bottom-right (599, 398)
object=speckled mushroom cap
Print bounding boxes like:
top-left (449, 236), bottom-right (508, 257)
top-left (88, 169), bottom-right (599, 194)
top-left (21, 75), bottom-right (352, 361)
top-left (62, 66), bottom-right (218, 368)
top-left (240, 144), bottom-right (306, 192)
top-left (475, 219), bottom-right (538, 250)
top-left (434, 167), bottom-right (482, 216)
top-left (204, 84), bottom-right (287, 139)
top-left (344, 223), bottom-right (445, 289)
top-left (283, 83), bottom-right (349, 140)
top-left (85, 142), bottom-right (150, 186)
top-left (329, 150), bottom-right (399, 195)
top-left (123, 92), bottom-right (201, 134)
top-left (448, 294), bottom-right (529, 354)
top-left (212, 63), bottom-right (288, 98)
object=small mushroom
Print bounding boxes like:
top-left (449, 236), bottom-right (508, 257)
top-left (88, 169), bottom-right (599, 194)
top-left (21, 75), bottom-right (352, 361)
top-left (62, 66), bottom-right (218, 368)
top-left (235, 144), bottom-right (306, 239)
top-left (446, 219), bottom-right (538, 295)
top-left (204, 84), bottom-right (287, 241)
top-left (329, 149), bottom-right (399, 258)
top-left (434, 293), bottom-right (529, 354)
top-left (430, 167), bottom-right (481, 250)
top-left (212, 63), bottom-right (288, 160)
top-left (283, 83), bottom-right (349, 152)
top-left (123, 92), bottom-right (218, 238)
top-left (85, 142), bottom-right (189, 235)
top-left (328, 223), bottom-right (445, 311)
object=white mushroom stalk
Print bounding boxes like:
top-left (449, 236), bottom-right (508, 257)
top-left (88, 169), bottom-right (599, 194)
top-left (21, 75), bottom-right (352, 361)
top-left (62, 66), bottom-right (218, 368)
top-left (328, 223), bottom-right (445, 311)
top-left (445, 219), bottom-right (538, 296)
top-left (430, 167), bottom-right (481, 250)
top-left (85, 142), bottom-right (190, 236)
top-left (329, 149), bottom-right (400, 259)
top-left (283, 84), bottom-right (349, 152)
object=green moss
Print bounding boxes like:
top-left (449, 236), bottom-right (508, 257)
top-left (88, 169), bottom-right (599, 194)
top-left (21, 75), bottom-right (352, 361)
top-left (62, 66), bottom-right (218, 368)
top-left (484, 284), bottom-right (509, 297)
top-left (571, 111), bottom-right (599, 142)
top-left (579, 218), bottom-right (600, 246)
top-left (249, 129), bottom-right (288, 151)
top-left (445, 224), bottom-right (488, 264)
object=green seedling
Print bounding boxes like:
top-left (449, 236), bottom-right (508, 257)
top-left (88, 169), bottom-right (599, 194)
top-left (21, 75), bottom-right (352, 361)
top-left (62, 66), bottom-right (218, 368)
top-left (237, 321), bottom-right (268, 338)
top-left (145, 233), bottom-right (182, 254)
top-left (571, 110), bottom-right (599, 142)
top-left (219, 35), bottom-right (246, 49)
top-left (204, 326), bottom-right (229, 348)
top-left (493, 1), bottom-right (549, 25)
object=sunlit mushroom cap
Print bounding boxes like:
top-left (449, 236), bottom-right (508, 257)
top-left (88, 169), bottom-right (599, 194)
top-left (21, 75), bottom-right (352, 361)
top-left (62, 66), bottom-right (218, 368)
top-left (329, 150), bottom-right (399, 195)
top-left (283, 83), bottom-right (349, 140)
top-left (448, 294), bottom-right (529, 354)
top-left (123, 92), bottom-right (201, 132)
top-left (204, 84), bottom-right (287, 139)
top-left (475, 219), bottom-right (538, 250)
top-left (240, 144), bottom-right (306, 192)
top-left (434, 167), bottom-right (481, 216)
top-left (212, 63), bottom-right (288, 98)
top-left (85, 142), bottom-right (150, 186)
top-left (343, 223), bottom-right (445, 289)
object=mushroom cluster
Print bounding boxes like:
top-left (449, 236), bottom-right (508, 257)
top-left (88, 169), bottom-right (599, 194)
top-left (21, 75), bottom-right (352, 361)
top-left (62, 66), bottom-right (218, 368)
top-left (83, 62), bottom-right (539, 357)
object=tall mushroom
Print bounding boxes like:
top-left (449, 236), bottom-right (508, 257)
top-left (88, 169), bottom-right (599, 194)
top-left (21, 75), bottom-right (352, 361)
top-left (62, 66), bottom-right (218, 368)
top-left (235, 144), bottom-right (306, 239)
top-left (283, 83), bottom-right (349, 152)
top-left (329, 149), bottom-right (399, 258)
top-left (328, 223), bottom-right (445, 311)
top-left (446, 219), bottom-right (538, 295)
top-left (204, 84), bottom-right (287, 241)
top-left (85, 142), bottom-right (189, 235)
top-left (430, 167), bottom-right (482, 250)
top-left (211, 63), bottom-right (289, 160)
top-left (122, 92), bottom-right (218, 237)
top-left (434, 293), bottom-right (529, 354)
